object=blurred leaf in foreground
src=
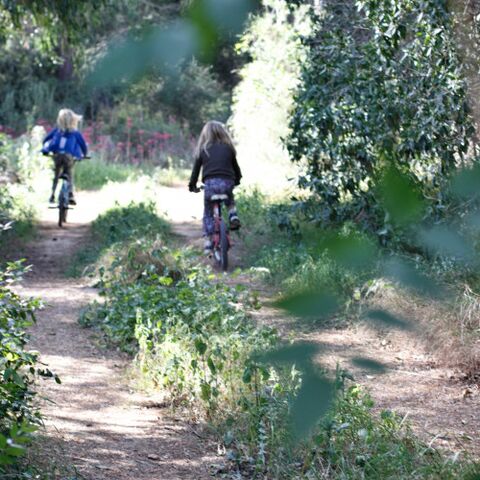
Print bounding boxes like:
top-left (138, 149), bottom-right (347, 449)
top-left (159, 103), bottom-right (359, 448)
top-left (418, 225), bottom-right (475, 264)
top-left (365, 309), bottom-right (413, 331)
top-left (256, 342), bottom-right (320, 369)
top-left (351, 357), bottom-right (388, 373)
top-left (188, 0), bottom-right (257, 58)
top-left (291, 370), bottom-right (335, 439)
top-left (275, 290), bottom-right (339, 319)
top-left (89, 0), bottom-right (256, 87)
top-left (88, 20), bottom-right (199, 86)
top-left (450, 163), bottom-right (480, 199)
top-left (384, 257), bottom-right (443, 298)
top-left (378, 166), bottom-right (425, 226)
top-left (308, 231), bottom-right (377, 271)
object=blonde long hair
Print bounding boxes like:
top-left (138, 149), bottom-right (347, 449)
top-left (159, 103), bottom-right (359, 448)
top-left (194, 121), bottom-right (236, 159)
top-left (57, 108), bottom-right (82, 131)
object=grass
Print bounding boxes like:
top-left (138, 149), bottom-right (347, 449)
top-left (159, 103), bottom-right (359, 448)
top-left (74, 157), bottom-right (140, 190)
top-left (67, 201), bottom-right (170, 277)
top-left (236, 189), bottom-right (378, 321)
top-left (75, 156), bottom-right (191, 191)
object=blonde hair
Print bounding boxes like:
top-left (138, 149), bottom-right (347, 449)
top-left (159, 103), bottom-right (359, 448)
top-left (194, 121), bottom-right (236, 159)
top-left (57, 108), bottom-right (82, 131)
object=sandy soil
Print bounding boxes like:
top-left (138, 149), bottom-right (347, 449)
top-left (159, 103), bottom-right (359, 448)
top-left (13, 188), bottom-right (218, 480)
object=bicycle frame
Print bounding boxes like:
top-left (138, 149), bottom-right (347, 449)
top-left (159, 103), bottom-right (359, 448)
top-left (57, 173), bottom-right (71, 228)
top-left (210, 196), bottom-right (231, 271)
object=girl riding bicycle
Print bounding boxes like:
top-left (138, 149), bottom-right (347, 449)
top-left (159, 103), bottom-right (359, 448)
top-left (189, 121), bottom-right (242, 254)
top-left (42, 108), bottom-right (88, 205)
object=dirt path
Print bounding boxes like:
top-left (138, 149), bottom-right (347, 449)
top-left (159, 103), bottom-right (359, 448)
top-left (14, 190), bottom-right (217, 480)
top-left (11, 184), bottom-right (480, 478)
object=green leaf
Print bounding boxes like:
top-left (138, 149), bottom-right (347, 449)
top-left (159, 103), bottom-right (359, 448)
top-left (194, 338), bottom-right (207, 355)
top-left (5, 444), bottom-right (26, 457)
top-left (207, 357), bottom-right (216, 374)
top-left (257, 343), bottom-right (320, 369)
top-left (384, 257), bottom-right (443, 298)
top-left (379, 167), bottom-right (424, 226)
top-left (451, 164), bottom-right (480, 199)
top-left (418, 226), bottom-right (474, 263)
top-left (200, 382), bottom-right (211, 401)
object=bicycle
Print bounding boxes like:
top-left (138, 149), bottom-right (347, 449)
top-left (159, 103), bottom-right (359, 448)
top-left (46, 154), bottom-right (89, 228)
top-left (194, 187), bottom-right (232, 271)
top-left (56, 172), bottom-right (71, 228)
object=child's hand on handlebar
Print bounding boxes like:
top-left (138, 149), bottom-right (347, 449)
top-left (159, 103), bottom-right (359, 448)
top-left (188, 183), bottom-right (201, 193)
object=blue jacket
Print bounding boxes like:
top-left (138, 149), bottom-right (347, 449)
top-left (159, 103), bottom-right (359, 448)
top-left (42, 128), bottom-right (88, 159)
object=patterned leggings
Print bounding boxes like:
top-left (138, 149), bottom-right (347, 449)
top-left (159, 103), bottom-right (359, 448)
top-left (203, 178), bottom-right (235, 236)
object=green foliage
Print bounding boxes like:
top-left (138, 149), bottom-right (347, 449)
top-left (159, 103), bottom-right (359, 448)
top-left (306, 382), bottom-right (480, 479)
top-left (0, 261), bottom-right (59, 473)
top-left (77, 200), bottom-right (480, 477)
top-left (68, 202), bottom-right (169, 276)
top-left (288, 0), bottom-right (474, 228)
top-left (0, 128), bottom-right (51, 246)
top-left (74, 157), bottom-right (139, 191)
top-left (230, 0), bottom-right (311, 187)
top-left (155, 59), bottom-right (231, 132)
top-left (237, 191), bottom-right (377, 319)
top-left (0, 0), bottom-right (234, 142)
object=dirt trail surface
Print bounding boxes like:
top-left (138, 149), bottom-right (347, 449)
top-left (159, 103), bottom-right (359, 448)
top-left (13, 188), bottom-right (216, 480)
top-left (10, 184), bottom-right (480, 478)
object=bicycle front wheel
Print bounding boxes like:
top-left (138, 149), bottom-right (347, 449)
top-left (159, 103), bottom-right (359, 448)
top-left (58, 180), bottom-right (70, 227)
top-left (219, 220), bottom-right (228, 272)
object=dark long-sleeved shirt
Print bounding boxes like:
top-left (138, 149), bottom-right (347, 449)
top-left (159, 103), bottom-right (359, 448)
top-left (189, 143), bottom-right (242, 186)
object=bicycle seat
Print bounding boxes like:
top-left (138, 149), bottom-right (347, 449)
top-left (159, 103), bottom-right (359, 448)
top-left (210, 194), bottom-right (229, 201)
top-left (59, 173), bottom-right (70, 180)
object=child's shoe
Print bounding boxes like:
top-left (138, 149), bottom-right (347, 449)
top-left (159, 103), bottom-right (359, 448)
top-left (69, 197), bottom-right (77, 206)
top-left (204, 238), bottom-right (213, 256)
top-left (229, 212), bottom-right (241, 230)
top-left (49, 194), bottom-right (55, 204)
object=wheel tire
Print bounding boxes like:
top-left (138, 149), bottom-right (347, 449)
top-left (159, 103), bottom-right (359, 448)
top-left (219, 220), bottom-right (228, 272)
top-left (58, 205), bottom-right (65, 228)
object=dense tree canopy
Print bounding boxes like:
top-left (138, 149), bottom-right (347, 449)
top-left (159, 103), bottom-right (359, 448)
top-left (287, 0), bottom-right (476, 226)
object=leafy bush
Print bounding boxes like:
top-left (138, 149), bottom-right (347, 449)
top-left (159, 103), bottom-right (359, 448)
top-left (0, 261), bottom-right (59, 473)
top-left (68, 202), bottom-right (169, 276)
top-left (287, 0), bottom-right (473, 228)
top-left (0, 128), bottom-right (51, 246)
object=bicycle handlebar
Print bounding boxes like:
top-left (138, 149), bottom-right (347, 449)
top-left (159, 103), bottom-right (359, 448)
top-left (42, 152), bottom-right (90, 160)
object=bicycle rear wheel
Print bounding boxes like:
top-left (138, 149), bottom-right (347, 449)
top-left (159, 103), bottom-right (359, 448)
top-left (58, 181), bottom-right (69, 228)
top-left (219, 220), bottom-right (228, 271)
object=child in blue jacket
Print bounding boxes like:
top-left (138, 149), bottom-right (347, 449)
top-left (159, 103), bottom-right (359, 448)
top-left (42, 108), bottom-right (88, 204)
